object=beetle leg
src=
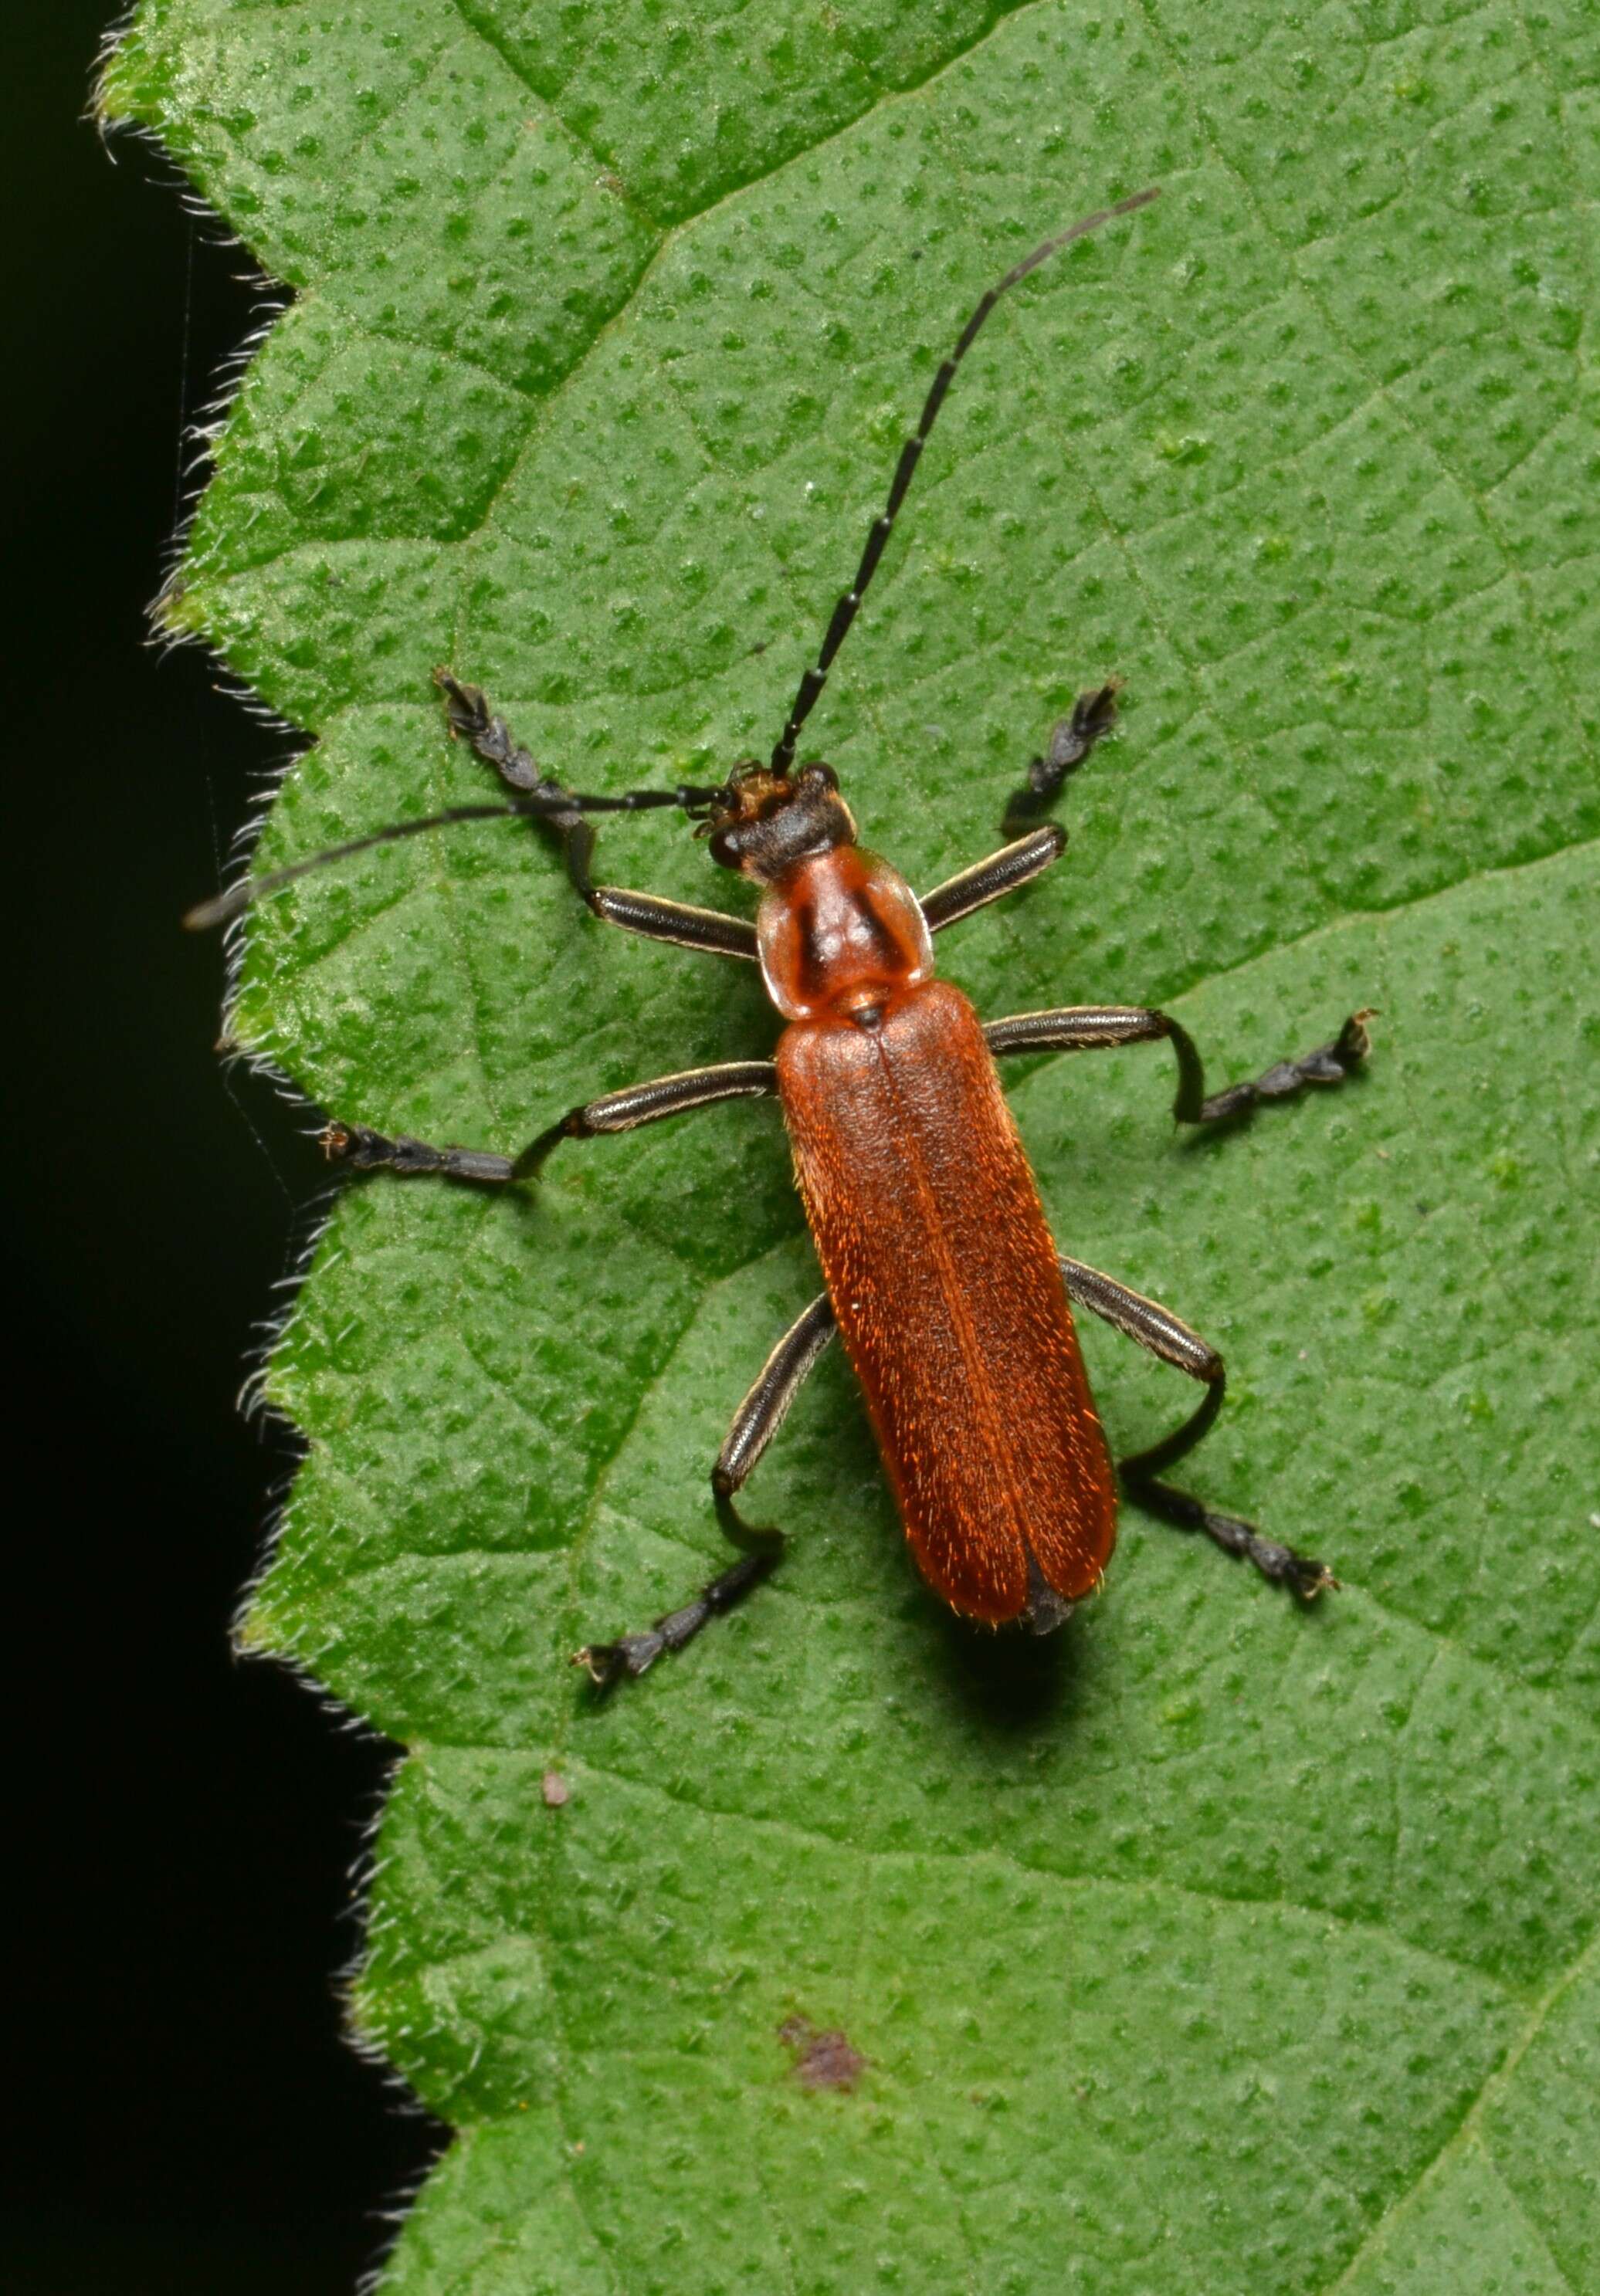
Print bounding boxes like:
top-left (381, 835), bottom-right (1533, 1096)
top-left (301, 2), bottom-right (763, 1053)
top-left (1057, 1255), bottom-right (1337, 1599)
top-left (1000, 681), bottom-right (1123, 837)
top-left (919, 827), bottom-right (1068, 933)
top-left (1179, 1009), bottom-right (1374, 1124)
top-left (436, 672), bottom-right (759, 960)
top-left (575, 1295), bottom-right (836, 1688)
top-left (917, 686), bottom-right (1122, 932)
top-left (711, 1294), bottom-right (838, 1498)
top-left (986, 1004), bottom-right (1371, 1126)
top-left (324, 1062), bottom-right (778, 1187)
top-left (985, 1006), bottom-right (1202, 1118)
top-left (574, 883), bottom-right (758, 961)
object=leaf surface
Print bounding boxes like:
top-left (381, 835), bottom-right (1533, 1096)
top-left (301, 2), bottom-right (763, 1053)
top-left (103, 3), bottom-right (1598, 2289)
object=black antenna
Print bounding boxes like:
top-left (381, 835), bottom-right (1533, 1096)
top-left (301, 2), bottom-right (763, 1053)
top-left (182, 781), bottom-right (726, 931)
top-left (183, 801), bottom-right (564, 930)
top-left (769, 185), bottom-right (1160, 776)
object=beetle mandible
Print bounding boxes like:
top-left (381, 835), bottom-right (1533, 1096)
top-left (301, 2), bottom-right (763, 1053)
top-left (195, 189), bottom-right (1371, 1685)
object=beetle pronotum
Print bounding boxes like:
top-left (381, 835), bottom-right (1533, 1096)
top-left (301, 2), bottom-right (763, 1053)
top-left (195, 189), bottom-right (1371, 1685)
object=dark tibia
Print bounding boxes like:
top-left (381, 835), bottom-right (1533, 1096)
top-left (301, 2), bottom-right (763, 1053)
top-left (582, 883), bottom-right (758, 961)
top-left (324, 1062), bottom-right (778, 1190)
top-left (1056, 1255), bottom-right (1219, 1379)
top-left (1057, 1255), bottom-right (1336, 1599)
top-left (574, 1293), bottom-right (836, 1688)
top-left (714, 1293), bottom-right (837, 1492)
top-left (1001, 682), bottom-right (1121, 838)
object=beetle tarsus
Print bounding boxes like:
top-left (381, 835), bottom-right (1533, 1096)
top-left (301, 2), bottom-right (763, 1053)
top-left (1002, 680), bottom-right (1123, 837)
top-left (1195, 1008), bottom-right (1375, 1125)
top-left (1132, 1478), bottom-right (1337, 1600)
top-left (320, 1121), bottom-right (517, 1186)
top-left (572, 1625), bottom-right (673, 1688)
top-left (573, 1549), bottom-right (777, 1690)
top-left (434, 668), bottom-right (550, 797)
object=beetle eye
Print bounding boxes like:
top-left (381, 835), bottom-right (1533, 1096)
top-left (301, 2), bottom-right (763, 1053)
top-left (802, 762), bottom-right (839, 791)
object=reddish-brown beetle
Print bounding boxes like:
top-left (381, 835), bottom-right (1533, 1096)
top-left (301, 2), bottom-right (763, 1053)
top-left (193, 191), bottom-right (1370, 1683)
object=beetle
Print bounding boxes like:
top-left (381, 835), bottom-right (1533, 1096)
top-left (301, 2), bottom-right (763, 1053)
top-left (194, 190), bottom-right (1371, 1686)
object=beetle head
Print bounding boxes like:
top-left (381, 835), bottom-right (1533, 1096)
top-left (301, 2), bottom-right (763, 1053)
top-left (700, 760), bottom-right (856, 880)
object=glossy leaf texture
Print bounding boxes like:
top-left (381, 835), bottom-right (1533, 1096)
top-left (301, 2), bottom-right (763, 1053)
top-left (102, 3), bottom-right (1598, 2291)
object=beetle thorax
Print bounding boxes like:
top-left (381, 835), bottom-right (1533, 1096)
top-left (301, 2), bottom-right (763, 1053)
top-left (757, 846), bottom-right (934, 1023)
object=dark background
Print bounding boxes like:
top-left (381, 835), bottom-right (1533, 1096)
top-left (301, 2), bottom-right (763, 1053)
top-left (4, 8), bottom-right (441, 2290)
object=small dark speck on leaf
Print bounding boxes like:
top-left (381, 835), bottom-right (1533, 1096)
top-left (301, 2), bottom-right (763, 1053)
top-left (541, 1769), bottom-right (571, 1807)
top-left (779, 2015), bottom-right (868, 2092)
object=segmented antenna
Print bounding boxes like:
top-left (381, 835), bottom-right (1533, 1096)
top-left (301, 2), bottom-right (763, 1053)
top-left (182, 784), bottom-right (720, 930)
top-left (182, 801), bottom-right (561, 930)
top-left (769, 186), bottom-right (1159, 776)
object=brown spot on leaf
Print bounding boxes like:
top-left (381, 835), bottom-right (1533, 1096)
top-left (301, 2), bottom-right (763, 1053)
top-left (778, 2014), bottom-right (867, 2092)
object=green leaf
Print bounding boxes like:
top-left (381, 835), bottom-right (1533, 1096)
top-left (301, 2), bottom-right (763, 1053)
top-left (104, 3), bottom-right (1598, 2290)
